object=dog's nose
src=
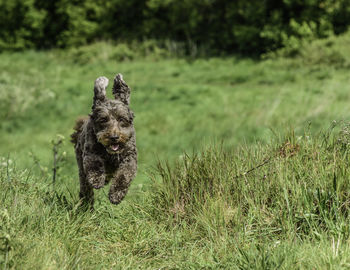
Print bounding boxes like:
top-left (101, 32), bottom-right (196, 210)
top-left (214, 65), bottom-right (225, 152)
top-left (110, 135), bottom-right (119, 141)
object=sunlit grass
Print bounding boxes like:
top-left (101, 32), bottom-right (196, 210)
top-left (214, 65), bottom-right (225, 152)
top-left (2, 125), bottom-right (350, 269)
top-left (2, 32), bottom-right (350, 268)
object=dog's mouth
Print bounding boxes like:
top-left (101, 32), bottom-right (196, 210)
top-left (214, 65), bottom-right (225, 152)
top-left (107, 142), bottom-right (123, 154)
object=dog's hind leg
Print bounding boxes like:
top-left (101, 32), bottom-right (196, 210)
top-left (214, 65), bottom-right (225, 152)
top-left (76, 150), bottom-right (94, 208)
top-left (79, 171), bottom-right (94, 208)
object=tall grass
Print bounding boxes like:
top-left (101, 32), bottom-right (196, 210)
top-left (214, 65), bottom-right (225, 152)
top-left (2, 125), bottom-right (350, 268)
top-left (149, 123), bottom-right (350, 266)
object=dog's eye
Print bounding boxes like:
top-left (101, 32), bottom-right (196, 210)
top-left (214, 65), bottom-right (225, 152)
top-left (118, 118), bottom-right (129, 127)
top-left (99, 117), bottom-right (109, 123)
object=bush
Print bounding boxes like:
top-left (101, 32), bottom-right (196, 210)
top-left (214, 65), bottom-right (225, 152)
top-left (65, 40), bottom-right (173, 64)
top-left (66, 42), bottom-right (135, 64)
top-left (265, 30), bottom-right (350, 68)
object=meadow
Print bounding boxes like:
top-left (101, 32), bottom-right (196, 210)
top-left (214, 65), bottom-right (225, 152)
top-left (2, 33), bottom-right (350, 268)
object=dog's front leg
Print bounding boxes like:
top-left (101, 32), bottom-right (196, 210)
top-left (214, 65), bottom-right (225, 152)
top-left (108, 155), bottom-right (137, 204)
top-left (83, 154), bottom-right (106, 189)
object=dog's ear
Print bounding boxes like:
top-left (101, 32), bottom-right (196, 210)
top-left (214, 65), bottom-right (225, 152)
top-left (93, 76), bottom-right (109, 109)
top-left (112, 73), bottom-right (131, 105)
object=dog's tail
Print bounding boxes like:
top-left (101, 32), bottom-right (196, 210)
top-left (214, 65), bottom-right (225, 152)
top-left (71, 116), bottom-right (88, 145)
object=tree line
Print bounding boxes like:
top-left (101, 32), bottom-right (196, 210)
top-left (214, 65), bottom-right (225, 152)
top-left (1, 0), bottom-right (350, 55)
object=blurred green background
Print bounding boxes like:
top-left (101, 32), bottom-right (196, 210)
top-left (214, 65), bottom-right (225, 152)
top-left (1, 0), bottom-right (350, 55)
top-left (1, 0), bottom-right (350, 188)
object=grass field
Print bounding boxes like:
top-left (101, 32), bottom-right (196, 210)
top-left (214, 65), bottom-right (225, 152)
top-left (2, 33), bottom-right (350, 268)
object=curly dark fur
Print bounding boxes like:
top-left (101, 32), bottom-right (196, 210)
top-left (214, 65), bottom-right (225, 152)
top-left (71, 74), bottom-right (137, 207)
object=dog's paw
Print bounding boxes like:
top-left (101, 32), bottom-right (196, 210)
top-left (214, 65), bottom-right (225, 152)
top-left (108, 188), bottom-right (128, 205)
top-left (87, 173), bottom-right (105, 189)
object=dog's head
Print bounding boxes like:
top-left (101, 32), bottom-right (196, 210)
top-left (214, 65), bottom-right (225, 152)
top-left (91, 74), bottom-right (135, 155)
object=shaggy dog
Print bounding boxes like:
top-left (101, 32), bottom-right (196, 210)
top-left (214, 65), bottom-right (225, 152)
top-left (71, 74), bottom-right (137, 207)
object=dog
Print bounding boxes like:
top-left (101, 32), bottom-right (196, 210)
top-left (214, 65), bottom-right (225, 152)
top-left (71, 74), bottom-right (137, 207)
